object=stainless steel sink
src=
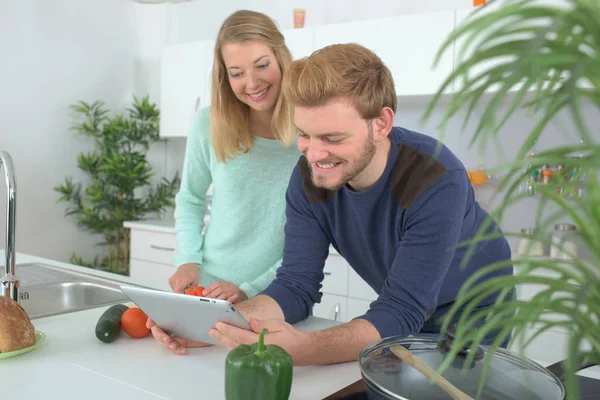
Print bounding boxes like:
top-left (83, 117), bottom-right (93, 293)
top-left (16, 262), bottom-right (131, 319)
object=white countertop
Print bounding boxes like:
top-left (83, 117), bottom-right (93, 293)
top-left (2, 250), bottom-right (599, 400)
top-left (124, 219), bottom-right (177, 234)
top-left (1, 251), bottom-right (360, 399)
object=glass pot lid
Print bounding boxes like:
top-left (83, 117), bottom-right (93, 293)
top-left (359, 328), bottom-right (564, 400)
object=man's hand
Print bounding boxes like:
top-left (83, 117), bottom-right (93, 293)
top-left (203, 281), bottom-right (248, 304)
top-left (209, 318), bottom-right (315, 365)
top-left (147, 318), bottom-right (211, 355)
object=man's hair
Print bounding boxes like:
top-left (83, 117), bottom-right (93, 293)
top-left (282, 43), bottom-right (397, 119)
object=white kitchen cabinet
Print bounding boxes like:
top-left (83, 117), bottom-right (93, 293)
top-left (159, 10), bottom-right (458, 137)
top-left (346, 298), bottom-right (373, 321)
top-left (124, 220), bottom-right (178, 291)
top-left (159, 27), bottom-right (313, 138)
top-left (159, 40), bottom-right (213, 138)
top-left (129, 259), bottom-right (175, 292)
top-left (130, 228), bottom-right (178, 266)
top-left (348, 268), bottom-right (378, 302)
top-left (322, 253), bottom-right (350, 296)
top-left (313, 11), bottom-right (456, 97)
top-left (313, 293), bottom-right (347, 322)
top-left (283, 27), bottom-right (315, 60)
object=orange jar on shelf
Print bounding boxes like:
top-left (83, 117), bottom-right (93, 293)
top-left (469, 168), bottom-right (488, 185)
top-left (541, 164), bottom-right (553, 184)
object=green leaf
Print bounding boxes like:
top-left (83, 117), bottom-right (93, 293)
top-left (57, 94), bottom-right (178, 277)
top-left (422, 0), bottom-right (600, 394)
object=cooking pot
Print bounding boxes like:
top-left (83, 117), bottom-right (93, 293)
top-left (358, 326), bottom-right (596, 400)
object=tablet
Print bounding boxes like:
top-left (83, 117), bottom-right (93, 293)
top-left (120, 285), bottom-right (251, 345)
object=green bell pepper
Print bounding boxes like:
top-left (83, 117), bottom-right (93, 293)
top-left (225, 328), bottom-right (293, 400)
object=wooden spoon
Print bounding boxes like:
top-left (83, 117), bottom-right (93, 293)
top-left (390, 345), bottom-right (474, 400)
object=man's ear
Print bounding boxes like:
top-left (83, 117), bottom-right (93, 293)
top-left (372, 106), bottom-right (395, 142)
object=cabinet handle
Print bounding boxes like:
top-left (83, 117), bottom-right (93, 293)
top-left (150, 244), bottom-right (175, 251)
top-left (333, 303), bottom-right (340, 321)
top-left (194, 96), bottom-right (201, 112)
top-left (324, 272), bottom-right (332, 276)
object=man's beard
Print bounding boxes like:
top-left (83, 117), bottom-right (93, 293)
top-left (311, 135), bottom-right (376, 191)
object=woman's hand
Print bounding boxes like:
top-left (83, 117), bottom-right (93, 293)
top-left (203, 281), bottom-right (248, 304)
top-left (168, 263), bottom-right (199, 293)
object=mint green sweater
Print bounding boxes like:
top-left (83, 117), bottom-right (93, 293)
top-left (173, 108), bottom-right (301, 298)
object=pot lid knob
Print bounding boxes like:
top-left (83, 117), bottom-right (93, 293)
top-left (440, 325), bottom-right (485, 360)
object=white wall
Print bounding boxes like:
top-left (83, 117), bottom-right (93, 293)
top-left (0, 0), bottom-right (137, 263)
top-left (394, 101), bottom-right (600, 254)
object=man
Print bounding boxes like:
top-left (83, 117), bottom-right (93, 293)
top-left (149, 43), bottom-right (513, 366)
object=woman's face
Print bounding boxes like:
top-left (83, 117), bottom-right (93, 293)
top-left (221, 40), bottom-right (282, 112)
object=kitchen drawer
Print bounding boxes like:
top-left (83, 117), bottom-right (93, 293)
top-left (313, 293), bottom-right (348, 322)
top-left (322, 254), bottom-right (349, 296)
top-left (130, 229), bottom-right (177, 265)
top-left (346, 298), bottom-right (373, 321)
top-left (130, 259), bottom-right (175, 292)
top-left (348, 268), bottom-right (378, 301)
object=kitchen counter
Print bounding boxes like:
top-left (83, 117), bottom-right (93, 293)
top-left (2, 251), bottom-right (599, 399)
top-left (0, 251), bottom-right (361, 399)
top-left (124, 219), bottom-right (177, 234)
top-left (123, 219), bottom-right (343, 256)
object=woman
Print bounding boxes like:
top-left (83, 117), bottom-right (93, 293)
top-left (168, 10), bottom-right (300, 304)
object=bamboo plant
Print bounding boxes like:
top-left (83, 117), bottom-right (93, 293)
top-left (54, 95), bottom-right (180, 275)
top-left (422, 0), bottom-right (599, 398)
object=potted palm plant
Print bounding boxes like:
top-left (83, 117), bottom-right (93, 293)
top-left (420, 0), bottom-right (599, 398)
top-left (54, 96), bottom-right (180, 275)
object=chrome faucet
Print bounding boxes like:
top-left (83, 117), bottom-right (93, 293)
top-left (0, 151), bottom-right (18, 303)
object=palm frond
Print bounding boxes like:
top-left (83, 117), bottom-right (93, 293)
top-left (422, 0), bottom-right (600, 398)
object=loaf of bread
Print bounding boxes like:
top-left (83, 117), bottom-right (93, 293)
top-left (0, 295), bottom-right (36, 353)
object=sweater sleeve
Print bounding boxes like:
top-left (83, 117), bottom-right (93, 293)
top-left (259, 166), bottom-right (331, 323)
top-left (173, 108), bottom-right (213, 268)
top-left (358, 170), bottom-right (469, 339)
top-left (239, 257), bottom-right (282, 299)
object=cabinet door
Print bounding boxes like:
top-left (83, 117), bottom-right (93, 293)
top-left (347, 268), bottom-right (378, 301)
top-left (129, 229), bottom-right (177, 265)
top-left (283, 27), bottom-right (315, 60)
top-left (159, 41), bottom-right (208, 138)
top-left (313, 11), bottom-right (455, 97)
top-left (130, 259), bottom-right (175, 292)
top-left (322, 253), bottom-right (349, 296)
top-left (346, 298), bottom-right (372, 321)
top-left (313, 293), bottom-right (347, 322)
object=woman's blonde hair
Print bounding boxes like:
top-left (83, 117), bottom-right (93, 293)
top-left (282, 43), bottom-right (397, 120)
top-left (210, 10), bottom-right (295, 163)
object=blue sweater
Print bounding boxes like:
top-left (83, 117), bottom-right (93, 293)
top-left (261, 127), bottom-right (513, 339)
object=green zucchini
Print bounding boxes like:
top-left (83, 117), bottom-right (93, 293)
top-left (95, 304), bottom-right (129, 343)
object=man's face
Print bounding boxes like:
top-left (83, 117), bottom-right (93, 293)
top-left (295, 99), bottom-right (377, 191)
